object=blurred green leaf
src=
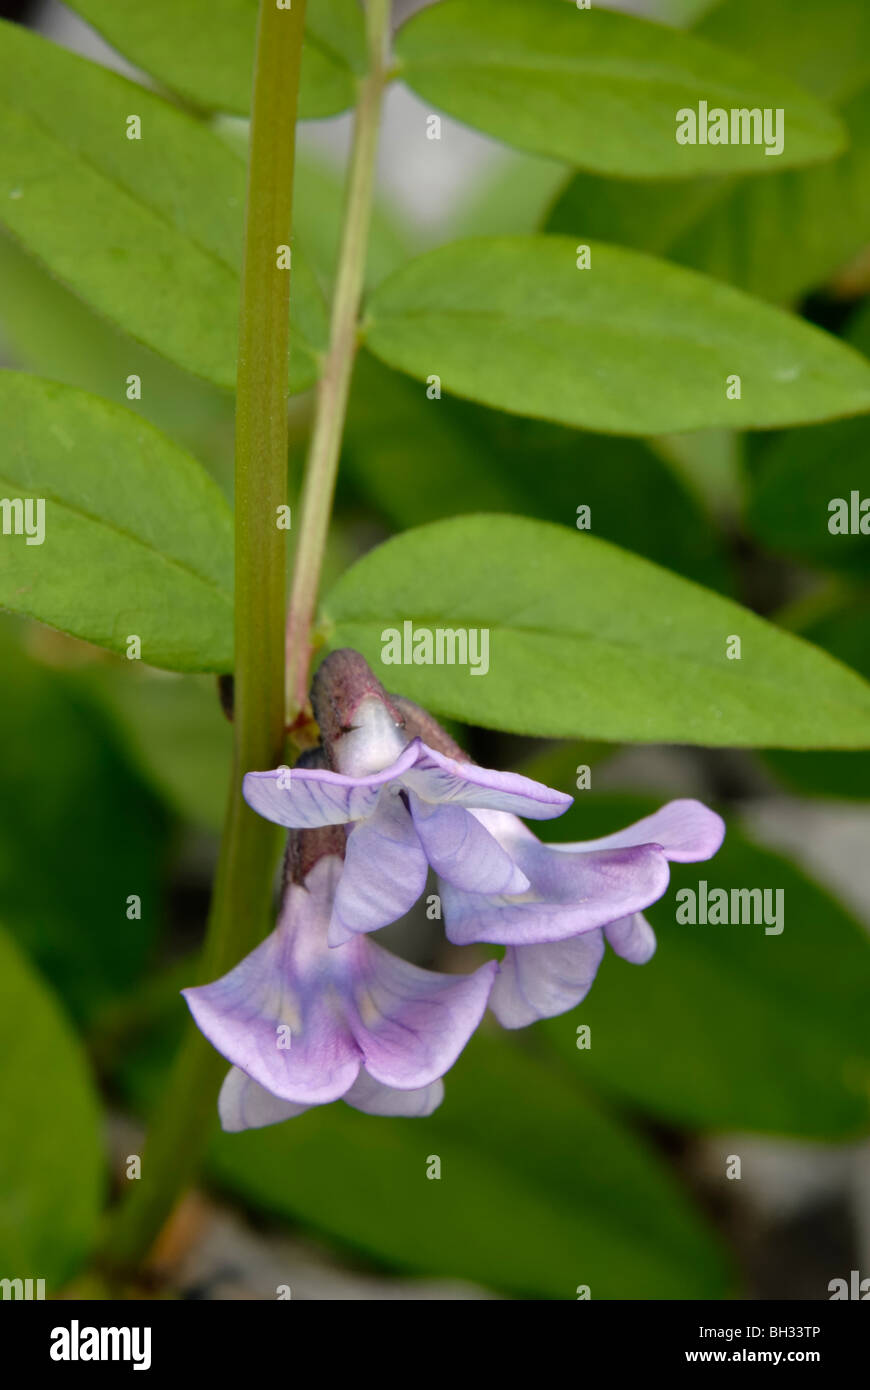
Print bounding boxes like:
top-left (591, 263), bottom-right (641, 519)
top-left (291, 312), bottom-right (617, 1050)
top-left (84, 669), bottom-right (232, 834)
top-left (0, 373), bottom-right (233, 671)
top-left (0, 232), bottom-right (235, 491)
top-left (538, 798), bottom-right (870, 1140)
top-left (363, 237), bottom-right (870, 434)
top-left (0, 20), bottom-right (327, 391)
top-left (344, 354), bottom-right (733, 592)
top-left (293, 151), bottom-right (412, 294)
top-left (0, 925), bottom-right (104, 1287)
top-left (396, 0), bottom-right (844, 176)
top-left (746, 416), bottom-right (870, 577)
top-left (762, 600), bottom-right (870, 800)
top-left (698, 0), bottom-right (870, 105)
top-left (211, 1030), bottom-right (731, 1299)
top-left (0, 622), bottom-right (170, 1018)
top-left (65, 0), bottom-right (365, 118)
top-left (450, 149), bottom-right (569, 241)
top-left (322, 514), bottom-right (870, 747)
top-left (547, 0), bottom-right (870, 305)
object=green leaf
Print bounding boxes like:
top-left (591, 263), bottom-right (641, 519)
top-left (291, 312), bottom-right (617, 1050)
top-left (538, 799), bottom-right (870, 1140)
top-left (396, 0), bottom-right (844, 176)
top-left (547, 0), bottom-right (870, 305)
top-left (663, 87), bottom-right (870, 304)
top-left (344, 353), bottom-right (733, 592)
top-left (84, 668), bottom-right (232, 834)
top-left (0, 373), bottom-right (233, 671)
top-left (762, 601), bottom-right (870, 800)
top-left (0, 924), bottom-right (104, 1285)
top-left (0, 20), bottom-right (327, 391)
top-left (0, 231), bottom-right (235, 490)
top-left (746, 416), bottom-right (870, 577)
top-left (363, 236), bottom-right (870, 434)
top-left (322, 513), bottom-right (870, 747)
top-left (64, 0), bottom-right (365, 119)
top-left (698, 0), bottom-right (870, 106)
top-left (0, 621), bottom-right (170, 1019)
top-left (211, 1030), bottom-right (731, 1299)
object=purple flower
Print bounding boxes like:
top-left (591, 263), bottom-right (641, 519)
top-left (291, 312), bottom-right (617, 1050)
top-left (439, 801), bottom-right (725, 1028)
top-left (183, 846), bottom-right (496, 1131)
top-left (243, 653), bottom-right (571, 946)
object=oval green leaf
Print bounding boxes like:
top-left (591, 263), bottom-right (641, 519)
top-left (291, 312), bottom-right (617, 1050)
top-left (0, 373), bottom-right (234, 671)
top-left (322, 514), bottom-right (870, 747)
top-left (363, 236), bottom-right (870, 434)
top-left (396, 0), bottom-right (845, 176)
top-left (0, 20), bottom-right (327, 391)
top-left (65, 0), bottom-right (366, 119)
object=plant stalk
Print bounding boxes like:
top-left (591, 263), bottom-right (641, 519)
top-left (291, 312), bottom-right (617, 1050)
top-left (285, 0), bottom-right (392, 717)
top-left (97, 0), bottom-right (306, 1273)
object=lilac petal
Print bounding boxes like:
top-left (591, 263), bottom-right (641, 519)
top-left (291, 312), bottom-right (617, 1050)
top-left (345, 940), bottom-right (497, 1089)
top-left (443, 841), bottom-right (671, 945)
top-left (328, 791), bottom-right (429, 946)
top-left (343, 1070), bottom-right (444, 1117)
top-left (562, 799), bottom-right (725, 863)
top-left (242, 741), bottom-right (420, 829)
top-left (183, 865), bottom-right (362, 1105)
top-left (402, 743), bottom-right (572, 819)
top-left (219, 1067), bottom-right (311, 1132)
top-left (605, 912), bottom-right (657, 964)
top-left (490, 932), bottom-right (606, 1028)
top-left (409, 793), bottom-right (529, 895)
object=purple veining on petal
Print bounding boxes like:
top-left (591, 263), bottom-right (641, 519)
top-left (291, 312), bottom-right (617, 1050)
top-left (556, 799), bottom-right (725, 863)
top-left (402, 743), bottom-right (573, 819)
top-left (344, 938), bottom-right (497, 1090)
top-left (242, 741), bottom-right (421, 828)
top-left (183, 861), bottom-right (362, 1106)
top-left (328, 792), bottom-right (429, 946)
top-left (185, 852), bottom-right (496, 1129)
top-left (408, 792), bottom-right (530, 895)
top-left (604, 912), bottom-right (657, 964)
top-left (490, 931), bottom-right (606, 1029)
top-left (342, 1070), bottom-right (444, 1118)
top-left (443, 841), bottom-right (671, 945)
top-left (219, 1067), bottom-right (312, 1132)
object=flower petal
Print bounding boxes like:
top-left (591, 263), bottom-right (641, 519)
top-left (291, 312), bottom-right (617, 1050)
top-left (328, 791), bottom-right (429, 945)
top-left (409, 793), bottom-right (529, 894)
top-left (605, 912), bottom-right (657, 964)
top-left (218, 1066), bottom-right (311, 1132)
top-left (402, 744), bottom-right (572, 819)
top-left (242, 741), bottom-right (421, 829)
top-left (343, 1070), bottom-right (444, 1117)
top-left (490, 931), bottom-right (606, 1028)
top-left (345, 941), bottom-right (497, 1089)
top-left (560, 799), bottom-right (725, 863)
top-left (182, 862), bottom-right (362, 1105)
top-left (443, 841), bottom-right (671, 945)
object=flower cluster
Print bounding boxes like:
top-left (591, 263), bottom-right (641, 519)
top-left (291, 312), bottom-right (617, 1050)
top-left (184, 651), bottom-right (724, 1129)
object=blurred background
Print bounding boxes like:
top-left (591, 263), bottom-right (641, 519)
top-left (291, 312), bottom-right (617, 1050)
top-left (1, 0), bottom-right (869, 1299)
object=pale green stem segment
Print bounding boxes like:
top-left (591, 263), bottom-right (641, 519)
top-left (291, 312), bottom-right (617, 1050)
top-left (97, 0), bottom-right (307, 1273)
top-left (285, 0), bottom-right (393, 718)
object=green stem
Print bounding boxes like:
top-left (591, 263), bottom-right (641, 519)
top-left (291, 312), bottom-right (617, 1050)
top-left (97, 0), bottom-right (306, 1273)
top-left (285, 0), bottom-right (392, 718)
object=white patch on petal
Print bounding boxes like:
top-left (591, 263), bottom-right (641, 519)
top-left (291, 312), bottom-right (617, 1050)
top-left (334, 696), bottom-right (409, 777)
